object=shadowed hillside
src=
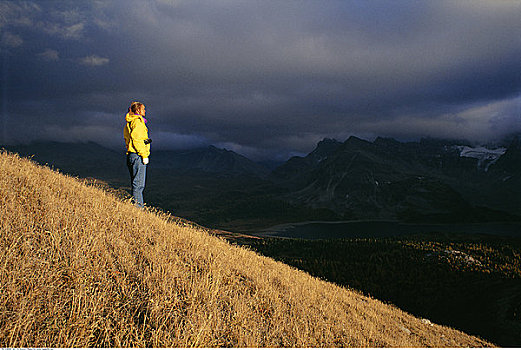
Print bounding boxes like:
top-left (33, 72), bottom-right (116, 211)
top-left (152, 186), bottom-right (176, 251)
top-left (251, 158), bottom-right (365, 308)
top-left (0, 151), bottom-right (492, 347)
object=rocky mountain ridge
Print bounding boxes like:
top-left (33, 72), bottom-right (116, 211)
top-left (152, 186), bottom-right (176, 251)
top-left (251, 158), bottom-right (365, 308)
top-left (272, 135), bottom-right (521, 222)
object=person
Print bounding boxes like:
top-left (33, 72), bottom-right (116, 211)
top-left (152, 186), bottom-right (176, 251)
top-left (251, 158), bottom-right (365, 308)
top-left (124, 101), bottom-right (151, 207)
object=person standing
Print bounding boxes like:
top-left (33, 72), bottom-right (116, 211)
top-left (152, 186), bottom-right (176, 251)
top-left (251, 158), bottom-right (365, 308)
top-left (124, 101), bottom-right (151, 207)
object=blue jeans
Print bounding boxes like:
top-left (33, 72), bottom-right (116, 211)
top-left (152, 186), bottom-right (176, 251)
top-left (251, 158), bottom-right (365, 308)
top-left (127, 153), bottom-right (147, 207)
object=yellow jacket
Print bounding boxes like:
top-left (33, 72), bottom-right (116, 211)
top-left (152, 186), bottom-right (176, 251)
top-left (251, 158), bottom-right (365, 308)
top-left (124, 113), bottom-right (150, 158)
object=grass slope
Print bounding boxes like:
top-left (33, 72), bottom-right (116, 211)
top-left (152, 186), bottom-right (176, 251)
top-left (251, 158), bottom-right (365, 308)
top-left (0, 151), bottom-right (492, 347)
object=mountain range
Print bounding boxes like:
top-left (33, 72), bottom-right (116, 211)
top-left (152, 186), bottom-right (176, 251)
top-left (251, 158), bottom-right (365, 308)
top-left (272, 136), bottom-right (521, 222)
top-left (4, 141), bottom-right (269, 179)
top-left (3, 134), bottom-right (521, 228)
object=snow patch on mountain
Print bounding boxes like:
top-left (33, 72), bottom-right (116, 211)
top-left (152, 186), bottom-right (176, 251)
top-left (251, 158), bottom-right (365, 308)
top-left (456, 146), bottom-right (506, 171)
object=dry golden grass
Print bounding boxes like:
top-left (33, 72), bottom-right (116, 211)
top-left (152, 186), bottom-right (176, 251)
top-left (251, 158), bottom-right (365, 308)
top-left (0, 151), bottom-right (493, 347)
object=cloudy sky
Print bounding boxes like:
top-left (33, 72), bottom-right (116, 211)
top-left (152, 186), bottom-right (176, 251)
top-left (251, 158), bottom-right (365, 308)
top-left (1, 0), bottom-right (520, 160)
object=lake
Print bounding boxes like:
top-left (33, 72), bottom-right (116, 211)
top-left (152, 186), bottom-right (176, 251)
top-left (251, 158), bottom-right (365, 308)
top-left (257, 220), bottom-right (521, 240)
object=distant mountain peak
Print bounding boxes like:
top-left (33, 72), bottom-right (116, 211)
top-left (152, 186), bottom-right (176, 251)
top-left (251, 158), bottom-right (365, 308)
top-left (374, 137), bottom-right (400, 145)
top-left (318, 137), bottom-right (340, 145)
top-left (344, 135), bottom-right (373, 146)
top-left (310, 138), bottom-right (343, 162)
top-left (153, 146), bottom-right (270, 177)
top-left (346, 135), bottom-right (364, 142)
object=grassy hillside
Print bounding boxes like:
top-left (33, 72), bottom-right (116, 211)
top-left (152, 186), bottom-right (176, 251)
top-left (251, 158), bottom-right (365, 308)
top-left (0, 151), bottom-right (492, 347)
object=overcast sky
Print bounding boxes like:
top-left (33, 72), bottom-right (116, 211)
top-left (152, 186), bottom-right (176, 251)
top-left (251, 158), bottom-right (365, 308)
top-left (1, 0), bottom-right (520, 160)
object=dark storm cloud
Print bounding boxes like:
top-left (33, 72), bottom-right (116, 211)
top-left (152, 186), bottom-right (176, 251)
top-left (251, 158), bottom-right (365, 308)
top-left (1, 0), bottom-right (520, 160)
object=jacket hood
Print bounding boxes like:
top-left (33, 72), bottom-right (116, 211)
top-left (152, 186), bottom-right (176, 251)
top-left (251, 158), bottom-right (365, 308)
top-left (125, 112), bottom-right (143, 123)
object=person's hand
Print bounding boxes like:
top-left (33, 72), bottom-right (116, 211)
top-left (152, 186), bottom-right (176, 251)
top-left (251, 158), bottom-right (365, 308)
top-left (142, 157), bottom-right (149, 165)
